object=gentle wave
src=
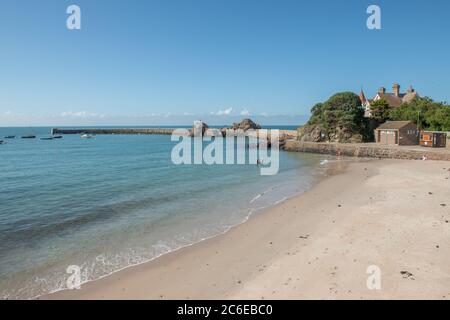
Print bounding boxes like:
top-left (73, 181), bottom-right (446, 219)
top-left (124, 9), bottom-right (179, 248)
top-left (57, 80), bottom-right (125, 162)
top-left (0, 128), bottom-right (331, 299)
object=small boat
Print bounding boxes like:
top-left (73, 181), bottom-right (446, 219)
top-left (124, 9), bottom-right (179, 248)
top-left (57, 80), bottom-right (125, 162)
top-left (21, 135), bottom-right (36, 139)
top-left (4, 135), bottom-right (15, 139)
top-left (81, 133), bottom-right (93, 139)
top-left (41, 137), bottom-right (54, 140)
top-left (0, 140), bottom-right (5, 145)
top-left (52, 135), bottom-right (63, 139)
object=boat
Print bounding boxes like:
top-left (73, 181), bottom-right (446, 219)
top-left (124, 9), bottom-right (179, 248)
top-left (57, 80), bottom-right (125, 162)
top-left (40, 137), bottom-right (54, 140)
top-left (52, 135), bottom-right (63, 139)
top-left (21, 135), bottom-right (36, 139)
top-left (4, 135), bottom-right (15, 139)
top-left (0, 140), bottom-right (4, 145)
top-left (80, 133), bottom-right (93, 139)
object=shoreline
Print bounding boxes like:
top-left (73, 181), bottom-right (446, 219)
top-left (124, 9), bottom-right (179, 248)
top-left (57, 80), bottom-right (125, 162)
top-left (42, 159), bottom-right (349, 300)
top-left (38, 158), bottom-right (342, 300)
top-left (45, 158), bottom-right (450, 300)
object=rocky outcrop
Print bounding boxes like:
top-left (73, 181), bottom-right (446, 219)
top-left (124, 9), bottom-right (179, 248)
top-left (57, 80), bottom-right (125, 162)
top-left (297, 124), bottom-right (364, 143)
top-left (299, 92), bottom-right (371, 143)
top-left (230, 119), bottom-right (261, 131)
top-left (297, 124), bottom-right (326, 142)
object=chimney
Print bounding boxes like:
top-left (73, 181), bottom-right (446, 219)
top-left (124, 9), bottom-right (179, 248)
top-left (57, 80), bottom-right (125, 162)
top-left (393, 83), bottom-right (400, 97)
top-left (378, 87), bottom-right (386, 94)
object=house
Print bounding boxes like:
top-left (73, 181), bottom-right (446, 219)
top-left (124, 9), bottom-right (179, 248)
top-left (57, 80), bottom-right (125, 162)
top-left (360, 84), bottom-right (419, 117)
top-left (420, 131), bottom-right (447, 148)
top-left (374, 121), bottom-right (419, 146)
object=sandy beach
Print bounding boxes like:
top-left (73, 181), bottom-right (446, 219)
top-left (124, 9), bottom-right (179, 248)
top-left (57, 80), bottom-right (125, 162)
top-left (46, 159), bottom-right (450, 300)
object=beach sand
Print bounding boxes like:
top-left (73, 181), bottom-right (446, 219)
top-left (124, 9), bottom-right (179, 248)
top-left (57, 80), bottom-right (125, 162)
top-left (46, 159), bottom-right (450, 300)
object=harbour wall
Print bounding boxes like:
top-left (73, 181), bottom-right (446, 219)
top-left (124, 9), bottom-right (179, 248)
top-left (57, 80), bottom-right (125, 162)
top-left (284, 141), bottom-right (450, 161)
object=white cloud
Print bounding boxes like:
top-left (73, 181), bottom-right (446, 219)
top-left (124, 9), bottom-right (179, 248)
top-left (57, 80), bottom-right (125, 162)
top-left (60, 111), bottom-right (105, 118)
top-left (240, 108), bottom-right (250, 116)
top-left (214, 107), bottom-right (233, 116)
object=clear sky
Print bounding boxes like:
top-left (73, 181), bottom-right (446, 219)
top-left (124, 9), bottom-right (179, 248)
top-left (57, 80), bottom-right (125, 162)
top-left (1, 0), bottom-right (449, 126)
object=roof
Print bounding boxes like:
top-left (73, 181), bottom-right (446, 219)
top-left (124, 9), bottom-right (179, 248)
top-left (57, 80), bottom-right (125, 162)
top-left (376, 121), bottom-right (416, 130)
top-left (422, 131), bottom-right (448, 135)
top-left (402, 91), bottom-right (419, 103)
top-left (359, 90), bottom-right (367, 104)
top-left (372, 85), bottom-right (420, 108)
top-left (377, 93), bottom-right (403, 108)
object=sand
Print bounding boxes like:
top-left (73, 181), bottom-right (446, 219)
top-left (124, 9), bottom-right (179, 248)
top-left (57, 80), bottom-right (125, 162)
top-left (45, 159), bottom-right (450, 300)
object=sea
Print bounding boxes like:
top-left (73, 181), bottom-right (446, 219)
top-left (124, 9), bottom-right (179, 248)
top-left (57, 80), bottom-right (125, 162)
top-left (0, 126), bottom-right (331, 299)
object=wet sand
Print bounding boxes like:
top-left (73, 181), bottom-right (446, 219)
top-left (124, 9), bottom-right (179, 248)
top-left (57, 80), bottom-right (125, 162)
top-left (46, 159), bottom-right (450, 300)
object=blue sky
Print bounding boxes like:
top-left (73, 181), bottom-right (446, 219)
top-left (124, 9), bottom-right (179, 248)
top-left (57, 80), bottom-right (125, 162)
top-left (1, 0), bottom-right (449, 126)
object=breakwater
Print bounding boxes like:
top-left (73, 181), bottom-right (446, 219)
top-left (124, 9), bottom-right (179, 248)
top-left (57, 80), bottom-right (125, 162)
top-left (51, 128), bottom-right (176, 135)
top-left (284, 141), bottom-right (450, 161)
top-left (51, 128), bottom-right (298, 139)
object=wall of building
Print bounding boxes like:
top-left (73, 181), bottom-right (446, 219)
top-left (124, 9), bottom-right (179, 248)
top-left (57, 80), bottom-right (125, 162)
top-left (398, 123), bottom-right (419, 146)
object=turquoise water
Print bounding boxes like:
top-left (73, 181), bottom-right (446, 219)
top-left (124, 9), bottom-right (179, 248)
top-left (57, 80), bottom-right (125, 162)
top-left (0, 127), bottom-right (328, 299)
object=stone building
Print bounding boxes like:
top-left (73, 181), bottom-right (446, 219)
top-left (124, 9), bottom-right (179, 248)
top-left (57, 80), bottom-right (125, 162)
top-left (360, 84), bottom-right (419, 117)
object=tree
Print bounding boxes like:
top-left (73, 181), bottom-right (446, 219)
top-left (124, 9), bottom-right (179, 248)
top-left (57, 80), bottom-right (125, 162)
top-left (305, 92), bottom-right (370, 142)
top-left (369, 99), bottom-right (390, 123)
top-left (308, 103), bottom-right (325, 125)
top-left (426, 105), bottom-right (450, 131)
top-left (389, 97), bottom-right (450, 130)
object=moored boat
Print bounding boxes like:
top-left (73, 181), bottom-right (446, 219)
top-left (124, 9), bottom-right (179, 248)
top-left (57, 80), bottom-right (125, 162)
top-left (52, 135), bottom-right (63, 139)
top-left (81, 133), bottom-right (93, 139)
top-left (4, 135), bottom-right (15, 139)
top-left (41, 137), bottom-right (54, 140)
top-left (21, 135), bottom-right (36, 139)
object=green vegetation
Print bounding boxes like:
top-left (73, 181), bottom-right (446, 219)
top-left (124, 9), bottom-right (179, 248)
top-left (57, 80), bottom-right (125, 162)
top-left (308, 92), bottom-right (366, 131)
top-left (300, 92), bottom-right (450, 144)
top-left (370, 99), bottom-right (390, 123)
top-left (389, 97), bottom-right (450, 131)
top-left (301, 92), bottom-right (371, 143)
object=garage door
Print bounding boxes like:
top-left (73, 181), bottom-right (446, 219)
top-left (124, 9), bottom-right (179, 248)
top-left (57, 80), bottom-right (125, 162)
top-left (380, 130), bottom-right (397, 145)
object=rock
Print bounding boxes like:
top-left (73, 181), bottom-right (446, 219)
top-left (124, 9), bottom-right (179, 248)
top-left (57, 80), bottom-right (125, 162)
top-left (192, 121), bottom-right (209, 136)
top-left (230, 119), bottom-right (261, 131)
top-left (297, 124), bottom-right (326, 142)
top-left (400, 271), bottom-right (414, 279)
top-left (297, 124), bottom-right (365, 143)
